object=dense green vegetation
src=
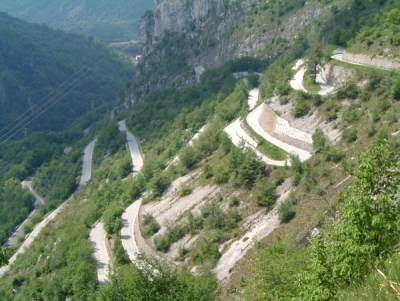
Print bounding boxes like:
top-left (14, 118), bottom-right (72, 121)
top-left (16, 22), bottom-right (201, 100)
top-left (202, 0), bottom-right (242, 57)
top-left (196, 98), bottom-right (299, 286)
top-left (0, 12), bottom-right (134, 135)
top-left (246, 142), bottom-right (400, 300)
top-left (0, 0), bottom-right (153, 42)
top-left (0, 179), bottom-right (34, 243)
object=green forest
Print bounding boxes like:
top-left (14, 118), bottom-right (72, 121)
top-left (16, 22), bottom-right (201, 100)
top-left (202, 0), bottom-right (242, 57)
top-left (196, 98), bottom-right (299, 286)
top-left (0, 12), bottom-right (135, 135)
top-left (0, 0), bottom-right (153, 42)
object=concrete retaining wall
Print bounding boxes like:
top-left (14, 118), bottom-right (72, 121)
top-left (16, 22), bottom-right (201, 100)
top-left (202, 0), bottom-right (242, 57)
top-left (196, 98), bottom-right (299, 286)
top-left (259, 104), bottom-right (277, 135)
top-left (342, 51), bottom-right (400, 70)
top-left (258, 104), bottom-right (313, 152)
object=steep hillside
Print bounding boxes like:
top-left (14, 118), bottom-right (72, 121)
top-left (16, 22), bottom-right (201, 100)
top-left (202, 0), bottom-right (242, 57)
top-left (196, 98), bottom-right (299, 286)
top-left (0, 0), bottom-right (154, 42)
top-left (0, 12), bottom-right (135, 136)
top-left (128, 0), bottom-right (387, 105)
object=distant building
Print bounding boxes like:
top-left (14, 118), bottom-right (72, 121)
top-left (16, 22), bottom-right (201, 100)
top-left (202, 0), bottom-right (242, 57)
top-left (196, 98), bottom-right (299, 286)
top-left (135, 55), bottom-right (142, 63)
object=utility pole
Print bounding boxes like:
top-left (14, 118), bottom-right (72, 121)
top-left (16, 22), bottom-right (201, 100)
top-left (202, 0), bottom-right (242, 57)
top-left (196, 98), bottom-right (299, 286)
top-left (24, 128), bottom-right (27, 138)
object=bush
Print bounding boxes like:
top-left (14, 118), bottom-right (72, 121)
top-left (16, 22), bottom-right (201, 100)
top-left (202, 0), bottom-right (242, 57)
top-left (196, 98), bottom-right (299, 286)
top-left (230, 196), bottom-right (240, 207)
top-left (180, 183), bottom-right (193, 197)
top-left (312, 128), bottom-right (329, 153)
top-left (252, 178), bottom-right (276, 207)
top-left (114, 237), bottom-right (131, 265)
top-left (342, 128), bottom-right (358, 142)
top-left (293, 101), bottom-right (310, 117)
top-left (142, 214), bottom-right (160, 238)
top-left (278, 199), bottom-right (296, 223)
top-left (154, 235), bottom-right (169, 252)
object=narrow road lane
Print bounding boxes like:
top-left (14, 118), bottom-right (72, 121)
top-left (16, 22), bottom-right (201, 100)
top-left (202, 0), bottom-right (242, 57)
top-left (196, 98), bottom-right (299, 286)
top-left (224, 118), bottom-right (287, 166)
top-left (90, 222), bottom-right (109, 283)
top-left (118, 120), bottom-right (143, 173)
top-left (121, 198), bottom-right (142, 261)
top-left (0, 139), bottom-right (96, 277)
top-left (118, 120), bottom-right (145, 261)
top-left (4, 178), bottom-right (45, 248)
top-left (247, 104), bottom-right (312, 161)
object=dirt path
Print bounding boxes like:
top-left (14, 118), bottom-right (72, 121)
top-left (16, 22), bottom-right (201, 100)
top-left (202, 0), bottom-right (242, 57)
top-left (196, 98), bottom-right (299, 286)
top-left (0, 139), bottom-right (96, 277)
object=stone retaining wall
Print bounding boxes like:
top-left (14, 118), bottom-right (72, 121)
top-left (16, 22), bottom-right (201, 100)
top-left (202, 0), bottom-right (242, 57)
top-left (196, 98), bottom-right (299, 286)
top-left (274, 132), bottom-right (313, 153)
top-left (134, 209), bottom-right (162, 260)
top-left (342, 51), bottom-right (400, 70)
top-left (259, 104), bottom-right (313, 152)
top-left (134, 207), bottom-right (178, 266)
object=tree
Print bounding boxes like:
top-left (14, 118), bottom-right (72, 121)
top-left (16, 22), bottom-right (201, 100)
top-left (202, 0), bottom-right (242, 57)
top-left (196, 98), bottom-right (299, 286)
top-left (0, 244), bottom-right (9, 267)
top-left (312, 127), bottom-right (329, 153)
top-left (304, 35), bottom-right (331, 83)
top-left (246, 238), bottom-right (307, 300)
top-left (298, 141), bottom-right (400, 300)
top-left (98, 260), bottom-right (217, 300)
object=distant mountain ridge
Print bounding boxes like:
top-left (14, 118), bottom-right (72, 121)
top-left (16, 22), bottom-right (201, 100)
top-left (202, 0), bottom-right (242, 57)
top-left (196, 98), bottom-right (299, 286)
top-left (0, 0), bottom-right (154, 42)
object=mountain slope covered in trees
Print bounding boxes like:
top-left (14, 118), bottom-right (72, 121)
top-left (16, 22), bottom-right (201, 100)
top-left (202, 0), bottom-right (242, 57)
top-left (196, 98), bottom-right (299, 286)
top-left (0, 12), bottom-right (135, 136)
top-left (0, 0), bottom-right (153, 42)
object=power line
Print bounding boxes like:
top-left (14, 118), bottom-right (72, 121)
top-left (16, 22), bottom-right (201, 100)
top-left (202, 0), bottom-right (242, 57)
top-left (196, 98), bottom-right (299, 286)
top-left (0, 54), bottom-right (108, 145)
top-left (0, 52), bottom-right (106, 136)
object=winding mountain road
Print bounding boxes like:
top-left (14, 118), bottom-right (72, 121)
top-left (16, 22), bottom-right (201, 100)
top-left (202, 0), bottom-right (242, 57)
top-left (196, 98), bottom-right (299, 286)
top-left (224, 118), bottom-right (287, 166)
top-left (290, 59), bottom-right (334, 95)
top-left (246, 104), bottom-right (312, 162)
top-left (121, 198), bottom-right (142, 261)
top-left (3, 178), bottom-right (44, 248)
top-left (118, 120), bottom-right (145, 261)
top-left (0, 139), bottom-right (96, 277)
top-left (118, 120), bottom-right (143, 173)
top-left (89, 120), bottom-right (144, 283)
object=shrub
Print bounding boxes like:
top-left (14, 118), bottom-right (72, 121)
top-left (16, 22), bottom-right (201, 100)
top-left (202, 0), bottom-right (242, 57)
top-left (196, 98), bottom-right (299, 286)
top-left (252, 178), bottom-right (276, 207)
top-left (342, 128), bottom-right (358, 142)
top-left (293, 101), bottom-right (310, 117)
top-left (154, 235), bottom-right (169, 252)
top-left (312, 127), bottom-right (329, 153)
top-left (230, 196), bottom-right (240, 207)
top-left (142, 214), bottom-right (160, 238)
top-left (180, 183), bottom-right (193, 197)
top-left (278, 199), bottom-right (296, 223)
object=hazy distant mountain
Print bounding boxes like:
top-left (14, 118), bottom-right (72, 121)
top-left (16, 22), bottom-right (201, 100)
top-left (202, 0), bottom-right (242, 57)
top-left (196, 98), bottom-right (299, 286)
top-left (0, 0), bottom-right (154, 42)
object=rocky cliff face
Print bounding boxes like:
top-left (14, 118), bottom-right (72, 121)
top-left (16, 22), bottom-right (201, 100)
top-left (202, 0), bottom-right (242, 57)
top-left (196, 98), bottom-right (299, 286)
top-left (141, 0), bottom-right (260, 66)
top-left (124, 0), bottom-right (329, 108)
top-left (141, 0), bottom-right (327, 68)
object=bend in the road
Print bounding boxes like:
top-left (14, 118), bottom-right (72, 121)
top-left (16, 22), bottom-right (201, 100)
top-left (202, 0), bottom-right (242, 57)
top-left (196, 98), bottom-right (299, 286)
top-left (247, 105), bottom-right (312, 162)
top-left (0, 139), bottom-right (96, 277)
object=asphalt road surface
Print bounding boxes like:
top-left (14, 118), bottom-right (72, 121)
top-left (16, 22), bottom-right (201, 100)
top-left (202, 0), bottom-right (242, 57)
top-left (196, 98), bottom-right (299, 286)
top-left (90, 222), bottom-right (109, 283)
top-left (118, 120), bottom-right (143, 173)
